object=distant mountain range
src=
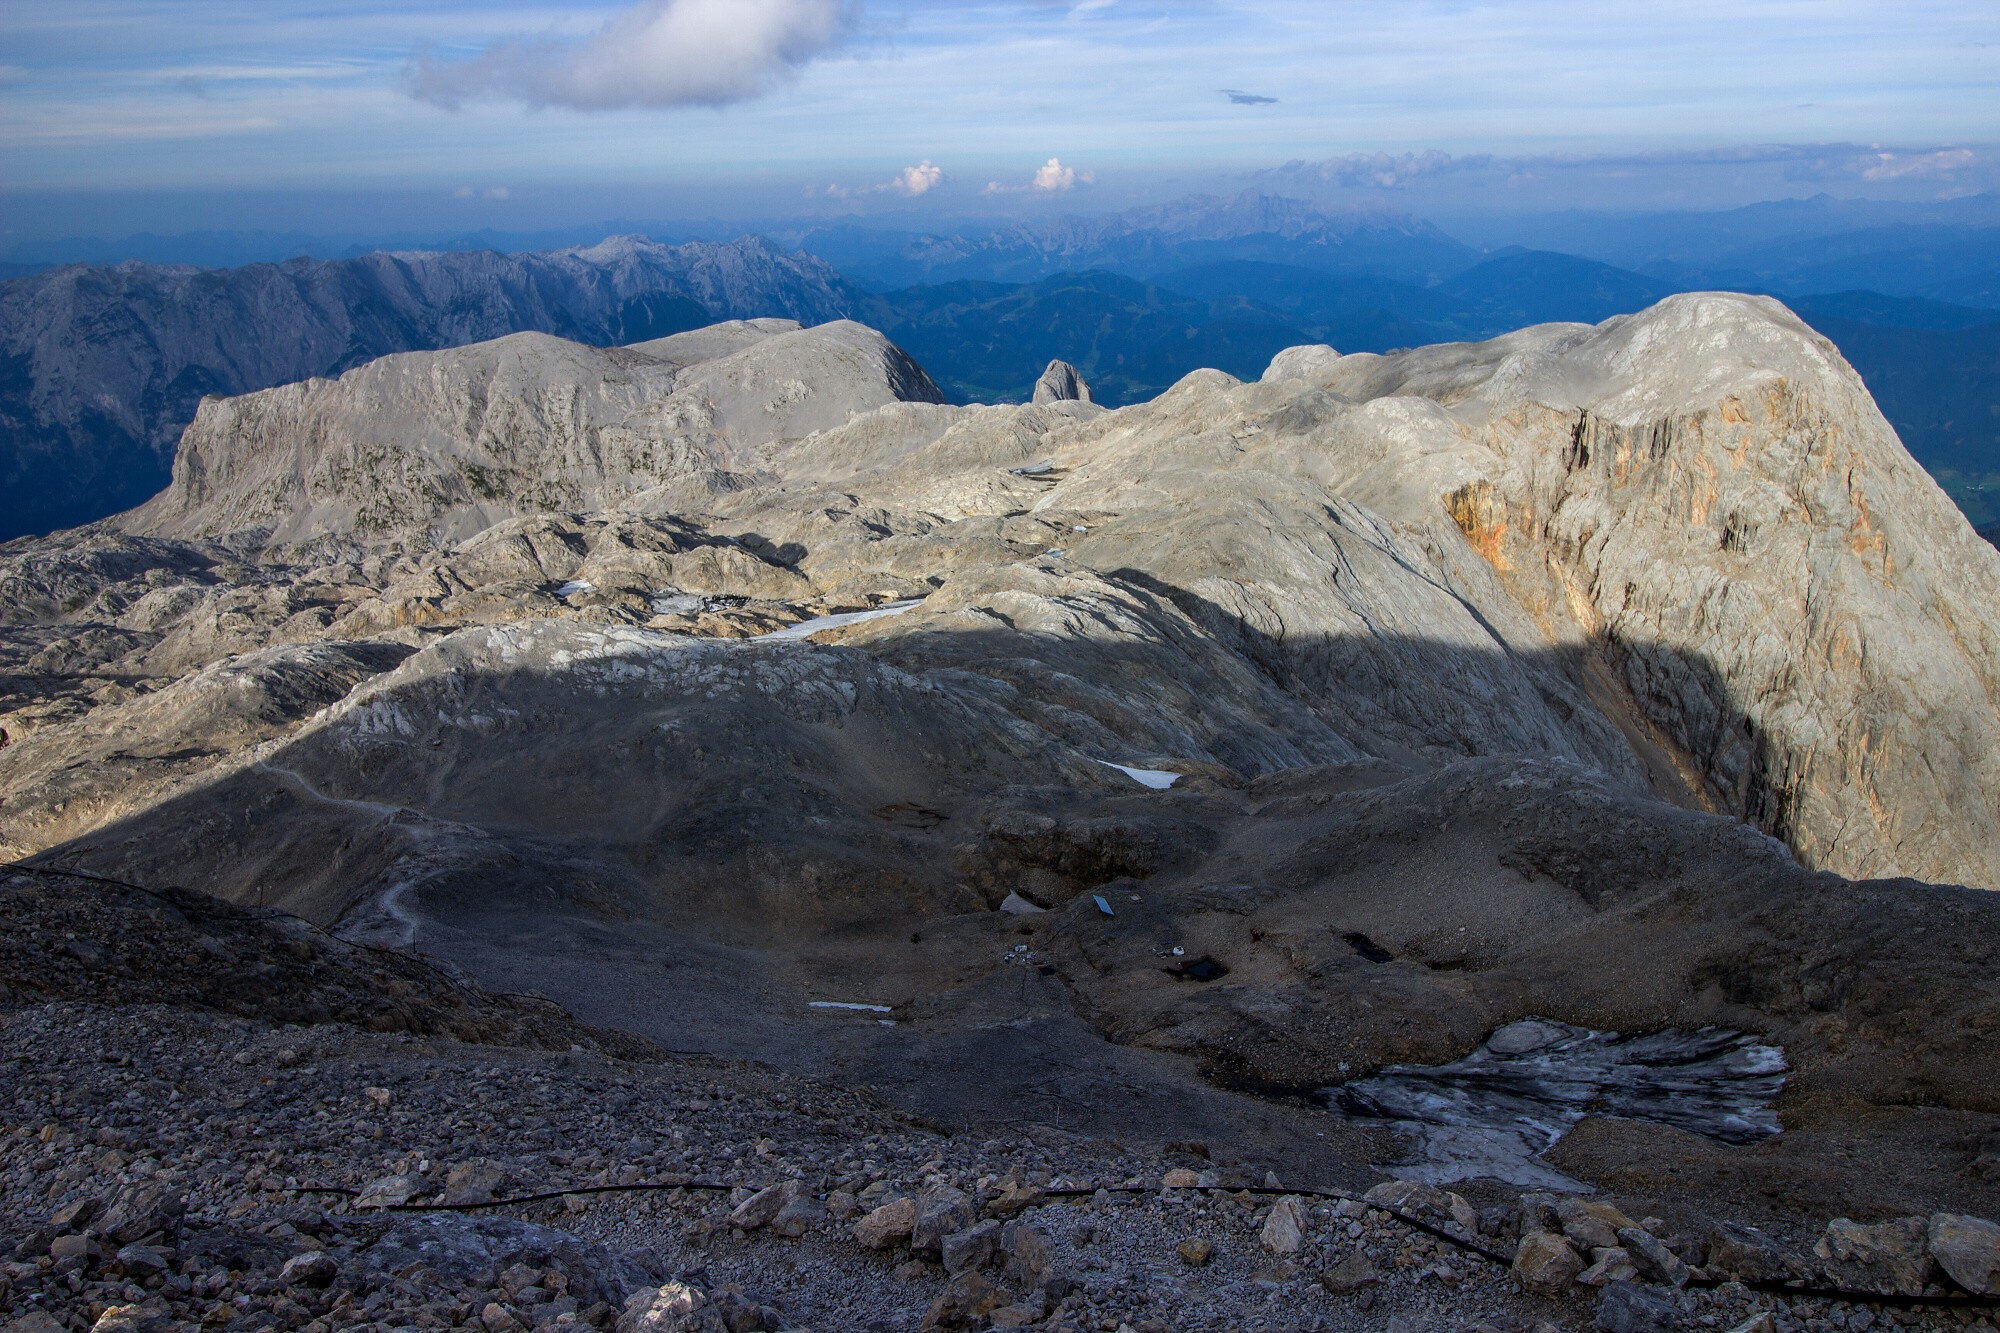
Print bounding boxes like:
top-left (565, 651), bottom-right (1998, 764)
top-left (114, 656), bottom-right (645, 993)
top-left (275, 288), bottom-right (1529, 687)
top-left (3, 191), bottom-right (1996, 541)
top-left (860, 273), bottom-right (1307, 408)
top-left (804, 190), bottom-right (1477, 288)
top-left (1443, 192), bottom-right (2000, 294)
top-left (0, 236), bottom-right (857, 540)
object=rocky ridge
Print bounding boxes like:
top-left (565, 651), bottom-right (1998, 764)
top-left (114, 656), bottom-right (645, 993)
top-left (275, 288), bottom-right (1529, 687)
top-left (107, 288), bottom-right (1991, 888)
top-left (121, 319), bottom-right (943, 553)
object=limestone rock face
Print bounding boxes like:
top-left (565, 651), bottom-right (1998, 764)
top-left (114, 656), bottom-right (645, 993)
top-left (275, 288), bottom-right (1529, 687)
top-left (123, 320), bottom-right (944, 553)
top-left (1415, 293), bottom-right (2000, 888)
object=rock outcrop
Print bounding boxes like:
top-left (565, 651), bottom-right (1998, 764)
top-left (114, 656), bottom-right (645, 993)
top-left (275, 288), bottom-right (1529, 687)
top-left (1032, 360), bottom-right (1092, 405)
top-left (121, 320), bottom-right (944, 552)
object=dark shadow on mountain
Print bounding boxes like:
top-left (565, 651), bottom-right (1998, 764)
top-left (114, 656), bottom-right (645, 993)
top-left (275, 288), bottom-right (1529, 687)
top-left (20, 609), bottom-right (2000, 1217)
top-left (17, 588), bottom-right (1939, 934)
top-left (1098, 566), bottom-right (1816, 859)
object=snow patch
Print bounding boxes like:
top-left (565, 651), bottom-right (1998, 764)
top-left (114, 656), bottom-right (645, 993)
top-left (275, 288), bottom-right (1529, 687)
top-left (1097, 759), bottom-right (1181, 790)
top-left (754, 600), bottom-right (923, 642)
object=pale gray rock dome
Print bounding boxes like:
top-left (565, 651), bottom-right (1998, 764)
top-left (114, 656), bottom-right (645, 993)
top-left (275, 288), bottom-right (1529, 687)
top-left (1261, 343), bottom-right (1343, 381)
top-left (0, 235), bottom-right (860, 539)
top-left (121, 319), bottom-right (945, 553)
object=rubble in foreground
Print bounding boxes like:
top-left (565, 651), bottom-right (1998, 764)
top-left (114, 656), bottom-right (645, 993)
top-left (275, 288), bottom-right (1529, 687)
top-left (4, 872), bottom-right (1998, 1333)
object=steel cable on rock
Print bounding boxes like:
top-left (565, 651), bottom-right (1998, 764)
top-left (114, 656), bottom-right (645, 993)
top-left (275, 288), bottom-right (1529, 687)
top-left (289, 1177), bottom-right (2000, 1311)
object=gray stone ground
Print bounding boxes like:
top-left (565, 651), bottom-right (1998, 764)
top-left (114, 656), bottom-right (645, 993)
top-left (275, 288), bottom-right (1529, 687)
top-left (3, 871), bottom-right (1996, 1333)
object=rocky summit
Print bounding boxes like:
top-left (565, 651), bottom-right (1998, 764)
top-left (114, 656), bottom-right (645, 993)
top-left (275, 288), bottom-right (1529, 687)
top-left (4, 293), bottom-right (2000, 1333)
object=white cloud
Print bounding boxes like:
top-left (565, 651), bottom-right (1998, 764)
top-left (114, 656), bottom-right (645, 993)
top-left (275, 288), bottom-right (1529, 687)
top-left (824, 160), bottom-right (944, 198)
top-left (409, 0), bottom-right (854, 112)
top-left (1033, 157), bottom-right (1084, 190)
top-left (891, 160), bottom-right (943, 195)
top-left (986, 157), bottom-right (1095, 194)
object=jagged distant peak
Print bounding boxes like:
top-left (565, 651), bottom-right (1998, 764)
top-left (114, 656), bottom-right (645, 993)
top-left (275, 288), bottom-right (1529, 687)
top-left (564, 233), bottom-right (673, 260)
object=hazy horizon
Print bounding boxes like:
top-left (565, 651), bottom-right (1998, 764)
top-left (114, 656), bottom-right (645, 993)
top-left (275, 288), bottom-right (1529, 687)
top-left (6, 182), bottom-right (1999, 270)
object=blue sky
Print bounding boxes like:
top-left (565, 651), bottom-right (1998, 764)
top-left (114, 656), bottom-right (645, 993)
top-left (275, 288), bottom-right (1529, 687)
top-left (3, 0), bottom-right (1997, 238)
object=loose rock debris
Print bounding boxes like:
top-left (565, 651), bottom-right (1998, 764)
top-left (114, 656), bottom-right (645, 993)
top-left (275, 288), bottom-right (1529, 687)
top-left (5, 872), bottom-right (2000, 1333)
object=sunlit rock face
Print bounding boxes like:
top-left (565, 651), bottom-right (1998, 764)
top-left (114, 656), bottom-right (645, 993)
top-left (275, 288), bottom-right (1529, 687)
top-left (124, 319), bottom-right (944, 552)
